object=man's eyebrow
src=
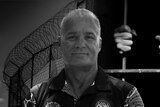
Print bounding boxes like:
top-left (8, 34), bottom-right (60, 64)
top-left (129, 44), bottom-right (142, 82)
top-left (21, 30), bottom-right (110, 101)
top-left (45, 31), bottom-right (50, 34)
top-left (85, 31), bottom-right (94, 34)
top-left (67, 32), bottom-right (77, 35)
top-left (84, 32), bottom-right (96, 37)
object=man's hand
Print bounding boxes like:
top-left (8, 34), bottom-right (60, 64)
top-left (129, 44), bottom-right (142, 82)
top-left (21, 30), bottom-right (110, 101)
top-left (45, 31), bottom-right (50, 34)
top-left (155, 35), bottom-right (160, 52)
top-left (114, 32), bottom-right (133, 53)
top-left (114, 25), bottom-right (135, 54)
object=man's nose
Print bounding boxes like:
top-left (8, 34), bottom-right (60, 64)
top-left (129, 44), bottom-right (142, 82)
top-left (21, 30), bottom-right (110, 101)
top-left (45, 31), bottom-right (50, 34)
top-left (75, 37), bottom-right (86, 48)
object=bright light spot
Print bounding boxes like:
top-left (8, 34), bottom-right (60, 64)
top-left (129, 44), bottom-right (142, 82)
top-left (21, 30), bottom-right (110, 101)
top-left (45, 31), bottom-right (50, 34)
top-left (0, 98), bottom-right (5, 102)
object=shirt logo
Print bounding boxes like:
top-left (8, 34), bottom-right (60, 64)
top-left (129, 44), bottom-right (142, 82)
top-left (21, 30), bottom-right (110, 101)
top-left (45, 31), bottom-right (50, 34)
top-left (95, 100), bottom-right (110, 107)
top-left (45, 102), bottom-right (60, 107)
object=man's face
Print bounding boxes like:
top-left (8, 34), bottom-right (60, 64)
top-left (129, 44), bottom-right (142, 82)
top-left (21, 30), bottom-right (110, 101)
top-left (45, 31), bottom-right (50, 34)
top-left (61, 17), bottom-right (101, 67)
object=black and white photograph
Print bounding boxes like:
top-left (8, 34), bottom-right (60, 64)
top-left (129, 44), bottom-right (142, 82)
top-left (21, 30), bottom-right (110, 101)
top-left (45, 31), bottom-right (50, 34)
top-left (0, 0), bottom-right (159, 107)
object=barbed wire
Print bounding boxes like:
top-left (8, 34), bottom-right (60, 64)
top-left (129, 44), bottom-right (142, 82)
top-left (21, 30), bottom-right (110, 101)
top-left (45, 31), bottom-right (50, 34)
top-left (2, 0), bottom-right (86, 106)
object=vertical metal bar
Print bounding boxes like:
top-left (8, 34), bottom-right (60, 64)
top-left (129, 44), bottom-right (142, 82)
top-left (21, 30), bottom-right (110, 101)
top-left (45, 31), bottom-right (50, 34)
top-left (23, 47), bottom-right (34, 88)
top-left (49, 45), bottom-right (52, 78)
top-left (8, 78), bottom-right (11, 107)
top-left (124, 0), bottom-right (127, 25)
top-left (18, 68), bottom-right (22, 107)
top-left (122, 57), bottom-right (126, 71)
top-left (31, 56), bottom-right (34, 88)
top-left (122, 0), bottom-right (128, 71)
top-left (16, 73), bottom-right (19, 107)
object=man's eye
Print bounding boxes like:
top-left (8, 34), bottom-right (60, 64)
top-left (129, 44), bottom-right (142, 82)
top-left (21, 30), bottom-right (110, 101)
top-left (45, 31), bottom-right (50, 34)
top-left (85, 33), bottom-right (96, 40)
top-left (86, 36), bottom-right (94, 39)
top-left (85, 34), bottom-right (95, 40)
top-left (66, 36), bottom-right (76, 40)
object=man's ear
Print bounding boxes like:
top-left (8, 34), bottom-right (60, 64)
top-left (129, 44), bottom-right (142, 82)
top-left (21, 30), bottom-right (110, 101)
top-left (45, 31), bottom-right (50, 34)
top-left (98, 37), bottom-right (102, 51)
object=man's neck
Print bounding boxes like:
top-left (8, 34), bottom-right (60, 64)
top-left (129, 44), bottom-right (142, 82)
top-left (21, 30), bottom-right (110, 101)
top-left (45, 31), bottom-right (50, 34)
top-left (65, 64), bottom-right (98, 97)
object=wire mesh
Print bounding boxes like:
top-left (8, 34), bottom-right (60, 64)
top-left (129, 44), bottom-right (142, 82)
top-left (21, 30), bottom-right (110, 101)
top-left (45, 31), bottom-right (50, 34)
top-left (2, 0), bottom-right (86, 106)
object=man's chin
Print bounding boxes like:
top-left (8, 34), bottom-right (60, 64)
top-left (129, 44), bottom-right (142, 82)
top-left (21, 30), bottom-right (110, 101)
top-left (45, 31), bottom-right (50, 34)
top-left (69, 61), bottom-right (92, 67)
top-left (71, 62), bottom-right (89, 66)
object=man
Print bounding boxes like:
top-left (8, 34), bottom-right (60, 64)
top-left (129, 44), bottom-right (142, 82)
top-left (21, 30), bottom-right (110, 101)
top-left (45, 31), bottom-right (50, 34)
top-left (24, 8), bottom-right (144, 107)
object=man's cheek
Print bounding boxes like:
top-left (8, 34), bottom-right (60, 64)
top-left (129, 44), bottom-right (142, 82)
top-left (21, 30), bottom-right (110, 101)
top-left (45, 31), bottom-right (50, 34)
top-left (88, 44), bottom-right (98, 50)
top-left (61, 42), bottom-right (70, 49)
top-left (63, 41), bottom-right (72, 47)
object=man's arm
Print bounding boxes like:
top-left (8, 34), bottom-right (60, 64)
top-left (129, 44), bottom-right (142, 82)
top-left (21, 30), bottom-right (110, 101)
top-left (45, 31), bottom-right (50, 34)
top-left (24, 83), bottom-right (42, 107)
top-left (124, 87), bottom-right (144, 107)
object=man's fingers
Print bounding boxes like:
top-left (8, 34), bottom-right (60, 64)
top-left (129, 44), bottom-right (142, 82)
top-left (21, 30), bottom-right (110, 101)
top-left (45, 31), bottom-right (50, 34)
top-left (114, 32), bottom-right (133, 52)
top-left (117, 43), bottom-right (131, 52)
top-left (114, 32), bottom-right (132, 39)
top-left (155, 35), bottom-right (160, 41)
top-left (114, 25), bottom-right (132, 33)
top-left (115, 38), bottom-right (133, 45)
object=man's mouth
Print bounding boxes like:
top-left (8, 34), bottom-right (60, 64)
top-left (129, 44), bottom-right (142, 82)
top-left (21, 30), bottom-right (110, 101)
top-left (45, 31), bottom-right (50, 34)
top-left (72, 53), bottom-right (88, 56)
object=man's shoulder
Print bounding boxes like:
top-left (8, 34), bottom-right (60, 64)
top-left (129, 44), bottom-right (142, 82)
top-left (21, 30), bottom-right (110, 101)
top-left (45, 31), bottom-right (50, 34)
top-left (30, 69), bottom-right (65, 94)
top-left (30, 82), bottom-right (43, 93)
top-left (99, 66), bottom-right (134, 90)
top-left (30, 77), bottom-right (55, 96)
top-left (106, 74), bottom-right (134, 90)
top-left (30, 80), bottom-right (49, 97)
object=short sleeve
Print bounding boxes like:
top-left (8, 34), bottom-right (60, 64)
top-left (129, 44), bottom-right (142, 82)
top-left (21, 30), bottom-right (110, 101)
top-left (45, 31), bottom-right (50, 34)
top-left (124, 87), bottom-right (144, 107)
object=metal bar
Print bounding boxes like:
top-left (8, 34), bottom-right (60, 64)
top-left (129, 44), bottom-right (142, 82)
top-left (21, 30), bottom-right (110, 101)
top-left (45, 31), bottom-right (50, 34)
top-left (8, 78), bottom-right (12, 107)
top-left (124, 0), bottom-right (127, 25)
top-left (122, 0), bottom-right (128, 71)
top-left (105, 69), bottom-right (160, 73)
top-left (122, 57), bottom-right (126, 71)
top-left (18, 68), bottom-right (22, 106)
top-left (31, 57), bottom-right (34, 88)
top-left (49, 45), bottom-right (52, 78)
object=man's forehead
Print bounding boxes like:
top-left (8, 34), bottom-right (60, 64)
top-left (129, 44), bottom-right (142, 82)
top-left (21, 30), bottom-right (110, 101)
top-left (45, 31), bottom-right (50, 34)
top-left (70, 16), bottom-right (95, 25)
top-left (66, 29), bottom-right (96, 35)
top-left (63, 17), bottom-right (97, 31)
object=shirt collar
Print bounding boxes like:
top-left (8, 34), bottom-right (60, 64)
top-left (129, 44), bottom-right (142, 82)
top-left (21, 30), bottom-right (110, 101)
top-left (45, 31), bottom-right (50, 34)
top-left (94, 66), bottom-right (112, 91)
top-left (49, 69), bottom-right (66, 90)
top-left (49, 66), bottom-right (112, 92)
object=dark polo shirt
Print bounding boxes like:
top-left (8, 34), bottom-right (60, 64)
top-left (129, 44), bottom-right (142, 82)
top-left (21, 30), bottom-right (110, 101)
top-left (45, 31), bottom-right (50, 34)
top-left (24, 66), bottom-right (144, 107)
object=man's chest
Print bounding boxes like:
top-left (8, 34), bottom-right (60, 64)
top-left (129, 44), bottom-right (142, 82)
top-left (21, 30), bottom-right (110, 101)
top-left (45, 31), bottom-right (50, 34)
top-left (42, 91), bottom-right (122, 107)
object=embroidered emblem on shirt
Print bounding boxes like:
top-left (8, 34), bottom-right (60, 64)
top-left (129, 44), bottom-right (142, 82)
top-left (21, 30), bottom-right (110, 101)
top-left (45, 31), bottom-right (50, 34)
top-left (95, 100), bottom-right (110, 107)
top-left (45, 102), bottom-right (60, 107)
top-left (124, 87), bottom-right (144, 107)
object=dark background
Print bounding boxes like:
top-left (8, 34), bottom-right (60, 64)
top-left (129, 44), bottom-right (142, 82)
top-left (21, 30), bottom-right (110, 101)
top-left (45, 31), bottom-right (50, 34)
top-left (93, 0), bottom-right (160, 69)
top-left (92, 0), bottom-right (160, 107)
